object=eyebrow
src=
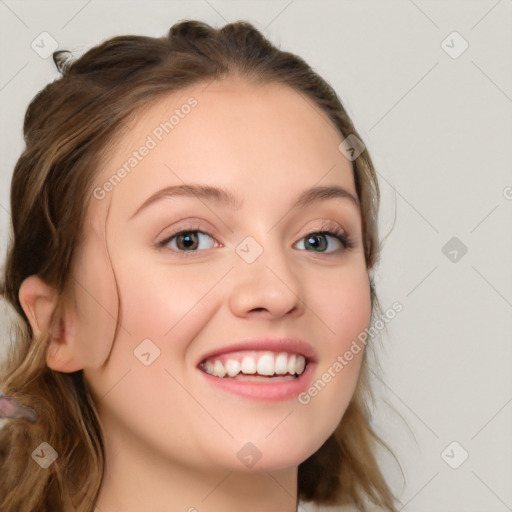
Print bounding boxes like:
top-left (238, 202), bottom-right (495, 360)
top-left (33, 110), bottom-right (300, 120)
top-left (129, 183), bottom-right (360, 220)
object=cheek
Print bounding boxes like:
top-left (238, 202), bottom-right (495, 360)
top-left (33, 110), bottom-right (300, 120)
top-left (299, 264), bottom-right (370, 420)
top-left (309, 263), bottom-right (372, 348)
top-left (113, 255), bottom-right (227, 353)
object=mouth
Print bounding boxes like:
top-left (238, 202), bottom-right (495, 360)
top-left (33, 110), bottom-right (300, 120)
top-left (196, 346), bottom-right (315, 401)
top-left (198, 350), bottom-right (308, 382)
top-left (196, 337), bottom-right (317, 401)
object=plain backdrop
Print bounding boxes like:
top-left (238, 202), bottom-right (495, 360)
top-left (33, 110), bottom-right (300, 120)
top-left (0, 1), bottom-right (511, 511)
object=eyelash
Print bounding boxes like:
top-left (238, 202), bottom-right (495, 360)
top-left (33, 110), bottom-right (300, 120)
top-left (156, 220), bottom-right (355, 256)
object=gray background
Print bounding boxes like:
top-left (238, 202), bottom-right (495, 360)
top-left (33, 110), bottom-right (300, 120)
top-left (1, 1), bottom-right (511, 511)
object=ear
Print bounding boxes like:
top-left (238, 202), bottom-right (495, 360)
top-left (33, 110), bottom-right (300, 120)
top-left (18, 275), bottom-right (83, 373)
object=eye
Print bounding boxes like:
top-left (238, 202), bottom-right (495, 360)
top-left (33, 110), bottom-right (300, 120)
top-left (157, 220), bottom-right (354, 255)
top-left (159, 229), bottom-right (218, 253)
top-left (294, 226), bottom-right (353, 254)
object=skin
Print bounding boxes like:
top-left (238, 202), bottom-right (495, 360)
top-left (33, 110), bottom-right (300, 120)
top-left (19, 78), bottom-right (371, 512)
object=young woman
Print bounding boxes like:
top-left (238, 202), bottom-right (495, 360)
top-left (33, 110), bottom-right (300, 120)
top-left (0, 20), bottom-right (398, 512)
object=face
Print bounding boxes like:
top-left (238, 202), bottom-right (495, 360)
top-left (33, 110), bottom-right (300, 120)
top-left (73, 78), bottom-right (371, 473)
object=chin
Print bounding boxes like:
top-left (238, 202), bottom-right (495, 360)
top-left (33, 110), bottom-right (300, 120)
top-left (220, 432), bottom-right (330, 474)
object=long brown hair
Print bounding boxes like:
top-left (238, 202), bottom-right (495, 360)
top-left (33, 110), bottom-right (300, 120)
top-left (0, 20), bottom-right (399, 511)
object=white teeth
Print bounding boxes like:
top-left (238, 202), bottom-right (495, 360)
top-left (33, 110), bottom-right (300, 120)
top-left (296, 356), bottom-right (306, 374)
top-left (203, 360), bottom-right (214, 375)
top-left (240, 356), bottom-right (257, 374)
top-left (256, 352), bottom-right (275, 376)
top-left (213, 360), bottom-right (226, 378)
top-left (287, 354), bottom-right (297, 375)
top-left (202, 351), bottom-right (308, 378)
top-left (274, 352), bottom-right (288, 374)
top-left (225, 359), bottom-right (241, 377)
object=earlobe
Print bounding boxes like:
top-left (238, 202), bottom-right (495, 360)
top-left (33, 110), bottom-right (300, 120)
top-left (18, 275), bottom-right (83, 373)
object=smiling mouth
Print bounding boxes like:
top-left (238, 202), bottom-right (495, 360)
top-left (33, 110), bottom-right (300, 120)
top-left (198, 350), bottom-right (308, 381)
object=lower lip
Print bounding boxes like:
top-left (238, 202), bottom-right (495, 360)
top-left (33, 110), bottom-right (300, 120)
top-left (197, 362), bottom-right (315, 401)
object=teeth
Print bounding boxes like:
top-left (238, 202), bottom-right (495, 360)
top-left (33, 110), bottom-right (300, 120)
top-left (240, 356), bottom-right (257, 374)
top-left (296, 355), bottom-right (306, 374)
top-left (202, 352), bottom-right (307, 378)
top-left (274, 352), bottom-right (288, 374)
top-left (203, 360), bottom-right (214, 375)
top-left (225, 359), bottom-right (241, 377)
top-left (256, 352), bottom-right (274, 376)
top-left (213, 360), bottom-right (226, 378)
top-left (287, 354), bottom-right (297, 375)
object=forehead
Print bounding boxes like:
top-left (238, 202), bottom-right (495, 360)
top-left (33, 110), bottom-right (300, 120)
top-left (89, 78), bottom-right (356, 225)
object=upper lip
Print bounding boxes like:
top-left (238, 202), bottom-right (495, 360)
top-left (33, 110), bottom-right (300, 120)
top-left (197, 336), bottom-right (319, 366)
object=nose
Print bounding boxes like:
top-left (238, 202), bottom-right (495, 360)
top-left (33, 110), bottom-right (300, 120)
top-left (228, 237), bottom-right (304, 319)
